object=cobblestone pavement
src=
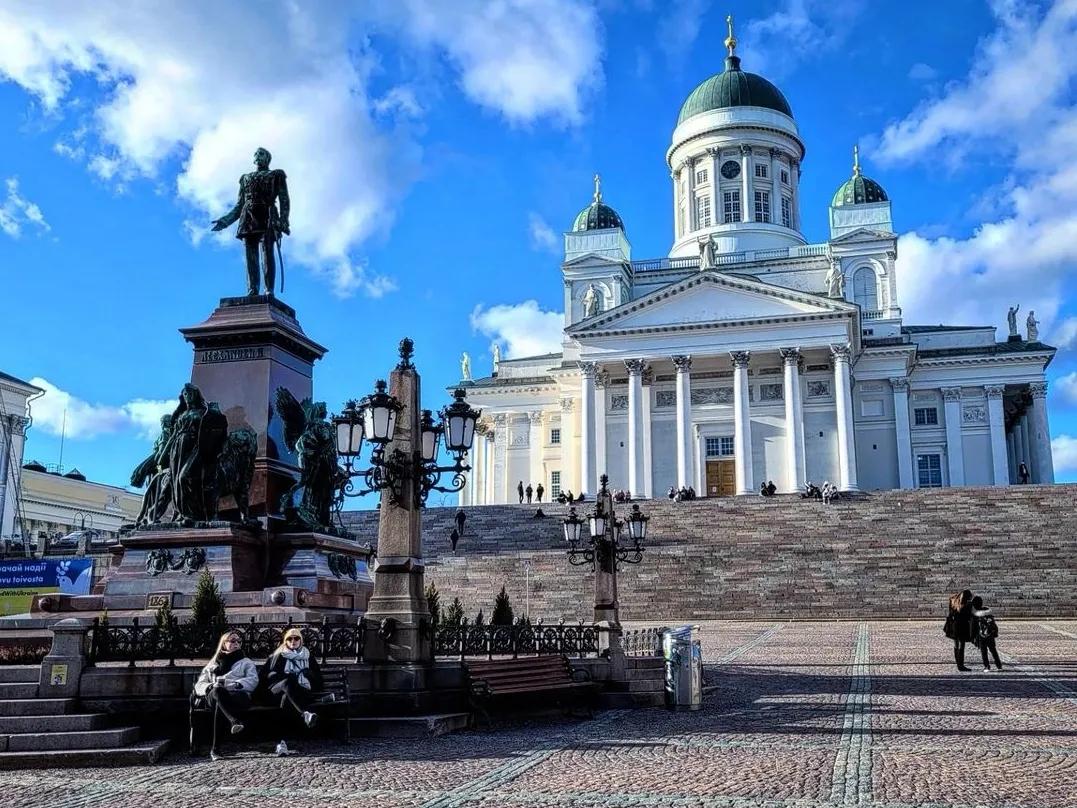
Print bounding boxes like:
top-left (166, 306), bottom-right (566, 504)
top-left (6, 620), bottom-right (1077, 808)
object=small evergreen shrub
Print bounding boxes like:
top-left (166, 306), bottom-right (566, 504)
top-left (491, 586), bottom-right (514, 626)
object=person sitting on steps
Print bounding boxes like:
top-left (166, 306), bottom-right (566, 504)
top-left (263, 628), bottom-right (323, 730)
top-left (192, 630), bottom-right (259, 760)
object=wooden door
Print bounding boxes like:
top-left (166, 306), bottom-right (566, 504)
top-left (706, 459), bottom-right (736, 497)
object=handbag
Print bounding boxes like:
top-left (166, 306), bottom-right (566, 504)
top-left (943, 612), bottom-right (955, 639)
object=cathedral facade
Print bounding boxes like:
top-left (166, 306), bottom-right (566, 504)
top-left (458, 35), bottom-right (1055, 504)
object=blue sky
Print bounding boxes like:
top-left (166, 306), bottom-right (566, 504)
top-left (2, 0), bottom-right (1076, 494)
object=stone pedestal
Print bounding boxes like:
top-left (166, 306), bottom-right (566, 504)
top-left (179, 296), bottom-right (327, 519)
top-left (269, 532), bottom-right (374, 610)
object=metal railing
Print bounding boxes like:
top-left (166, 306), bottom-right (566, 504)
top-left (622, 626), bottom-right (667, 657)
top-left (632, 243), bottom-right (829, 273)
top-left (433, 618), bottom-right (605, 660)
top-left (87, 616), bottom-right (366, 667)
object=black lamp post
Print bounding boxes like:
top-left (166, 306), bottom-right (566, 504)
top-left (331, 340), bottom-right (481, 509)
top-left (563, 474), bottom-right (648, 570)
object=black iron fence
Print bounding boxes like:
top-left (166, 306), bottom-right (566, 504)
top-left (87, 616), bottom-right (366, 667)
top-left (622, 626), bottom-right (667, 657)
top-left (433, 618), bottom-right (605, 660)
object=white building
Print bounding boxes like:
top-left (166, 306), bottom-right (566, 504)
top-left (458, 33), bottom-right (1055, 503)
top-left (1, 371), bottom-right (41, 542)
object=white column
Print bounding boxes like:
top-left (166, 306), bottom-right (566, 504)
top-left (832, 345), bottom-right (858, 491)
top-left (770, 148), bottom-right (782, 225)
top-left (708, 147), bottom-right (720, 229)
top-left (625, 359), bottom-right (646, 497)
top-left (740, 145), bottom-right (753, 223)
top-left (779, 348), bottom-right (805, 492)
top-left (642, 375), bottom-right (654, 498)
top-left (686, 157), bottom-right (697, 231)
top-left (942, 387), bottom-right (965, 487)
top-left (1014, 415), bottom-right (1028, 480)
top-left (1028, 382), bottom-right (1055, 483)
top-left (731, 351), bottom-right (754, 495)
top-left (890, 378), bottom-right (914, 489)
top-left (790, 158), bottom-right (801, 231)
top-left (485, 431), bottom-right (496, 504)
top-left (471, 431), bottom-right (484, 504)
top-left (671, 167), bottom-right (682, 241)
top-left (559, 397), bottom-right (577, 496)
top-left (595, 375), bottom-right (608, 488)
top-left (1006, 430), bottom-right (1017, 483)
top-left (672, 355), bottom-right (693, 489)
top-left (579, 363), bottom-right (597, 496)
top-left (985, 385), bottom-right (1009, 486)
top-left (528, 411), bottom-right (544, 495)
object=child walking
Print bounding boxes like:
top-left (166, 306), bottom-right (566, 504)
top-left (972, 596), bottom-right (1003, 671)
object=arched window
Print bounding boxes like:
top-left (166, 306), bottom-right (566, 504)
top-left (852, 267), bottom-right (879, 312)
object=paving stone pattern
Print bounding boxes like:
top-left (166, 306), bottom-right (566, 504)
top-left (6, 620), bottom-right (1077, 807)
top-left (344, 485), bottom-right (1077, 619)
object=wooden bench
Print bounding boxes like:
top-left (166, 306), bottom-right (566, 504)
top-left (189, 665), bottom-right (351, 754)
top-left (465, 655), bottom-right (597, 726)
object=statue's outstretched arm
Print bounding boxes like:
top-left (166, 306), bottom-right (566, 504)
top-left (211, 179), bottom-right (244, 230)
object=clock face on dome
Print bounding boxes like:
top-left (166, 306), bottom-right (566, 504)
top-left (720, 160), bottom-right (741, 179)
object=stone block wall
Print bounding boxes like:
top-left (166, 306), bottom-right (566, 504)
top-left (343, 484), bottom-right (1077, 620)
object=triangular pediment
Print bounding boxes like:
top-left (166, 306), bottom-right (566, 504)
top-left (562, 253), bottom-right (625, 268)
top-left (830, 227), bottom-right (895, 244)
top-left (568, 271), bottom-right (854, 334)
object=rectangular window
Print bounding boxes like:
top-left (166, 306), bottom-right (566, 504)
top-left (754, 190), bottom-right (770, 223)
top-left (696, 195), bottom-right (712, 228)
top-left (550, 428), bottom-right (561, 445)
top-left (781, 196), bottom-right (791, 227)
top-left (780, 168), bottom-right (789, 184)
top-left (705, 436), bottom-right (735, 457)
top-left (754, 163), bottom-right (768, 179)
top-left (917, 454), bottom-right (943, 488)
top-left (550, 471), bottom-right (561, 498)
top-left (722, 190), bottom-right (741, 223)
top-left (913, 408), bottom-right (938, 426)
top-left (695, 167), bottom-right (709, 185)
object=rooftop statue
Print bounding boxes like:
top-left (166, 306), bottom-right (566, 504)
top-left (583, 283), bottom-right (602, 318)
top-left (211, 147), bottom-right (290, 297)
top-left (1007, 305), bottom-right (1020, 338)
top-left (1026, 310), bottom-right (1039, 342)
top-left (460, 352), bottom-right (472, 381)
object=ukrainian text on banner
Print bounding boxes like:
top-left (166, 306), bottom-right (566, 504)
top-left (0, 558), bottom-right (94, 616)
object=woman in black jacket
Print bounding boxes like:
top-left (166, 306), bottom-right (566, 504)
top-left (948, 589), bottom-right (975, 671)
top-left (263, 628), bottom-right (323, 728)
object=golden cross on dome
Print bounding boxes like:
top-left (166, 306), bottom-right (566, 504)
top-left (724, 15), bottom-right (737, 56)
top-left (853, 144), bottom-right (861, 176)
top-left (593, 172), bottom-right (602, 202)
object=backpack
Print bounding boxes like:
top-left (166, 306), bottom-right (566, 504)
top-left (978, 614), bottom-right (999, 640)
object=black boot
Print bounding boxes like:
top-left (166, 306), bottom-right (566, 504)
top-left (955, 647), bottom-right (971, 671)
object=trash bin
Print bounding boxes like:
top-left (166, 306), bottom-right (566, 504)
top-left (663, 625), bottom-right (702, 711)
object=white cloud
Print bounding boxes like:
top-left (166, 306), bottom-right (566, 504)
top-left (907, 62), bottom-right (938, 81)
top-left (27, 378), bottom-right (176, 441)
top-left (528, 213), bottom-right (559, 253)
top-left (1054, 372), bottom-right (1077, 406)
top-left (0, 2), bottom-right (605, 296)
top-left (377, 0), bottom-right (604, 126)
top-left (740, 0), bottom-right (864, 78)
top-left (470, 300), bottom-right (564, 359)
top-left (1051, 434), bottom-right (1077, 474)
top-left (0, 177), bottom-right (49, 238)
top-left (1053, 317), bottom-right (1077, 349)
top-left (658, 0), bottom-right (711, 66)
top-left (874, 2), bottom-right (1077, 337)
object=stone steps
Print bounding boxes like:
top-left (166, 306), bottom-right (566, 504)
top-left (0, 666), bottom-right (38, 684)
top-left (0, 682), bottom-right (37, 699)
top-left (0, 713), bottom-right (108, 733)
top-left (4, 726), bottom-right (139, 752)
top-left (0, 698), bottom-right (76, 716)
top-left (0, 741), bottom-right (170, 770)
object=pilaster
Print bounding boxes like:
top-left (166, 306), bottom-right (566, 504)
top-left (890, 378), bottom-right (914, 489)
top-left (985, 385), bottom-right (1009, 487)
top-left (832, 345), bottom-right (858, 491)
top-left (942, 387), bottom-right (965, 487)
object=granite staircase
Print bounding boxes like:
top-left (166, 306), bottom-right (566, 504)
top-left (0, 666), bottom-right (169, 768)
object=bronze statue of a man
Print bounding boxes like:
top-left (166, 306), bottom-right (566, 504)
top-left (211, 147), bottom-right (290, 296)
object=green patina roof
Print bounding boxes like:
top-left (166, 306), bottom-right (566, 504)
top-left (677, 56), bottom-right (793, 125)
top-left (572, 174), bottom-right (624, 232)
top-left (832, 146), bottom-right (888, 206)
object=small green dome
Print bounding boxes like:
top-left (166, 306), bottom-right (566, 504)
top-left (677, 56), bottom-right (793, 125)
top-left (572, 174), bottom-right (624, 232)
top-left (832, 146), bottom-right (888, 206)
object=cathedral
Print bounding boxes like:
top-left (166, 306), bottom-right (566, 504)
top-left (458, 26), bottom-right (1055, 504)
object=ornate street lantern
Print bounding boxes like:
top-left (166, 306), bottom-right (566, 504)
top-left (361, 379), bottom-right (403, 446)
top-left (625, 504), bottom-right (649, 543)
top-left (562, 507), bottom-right (584, 545)
top-left (588, 509), bottom-right (608, 540)
top-left (419, 409), bottom-right (443, 464)
top-left (440, 388), bottom-right (480, 457)
top-left (333, 399), bottom-right (364, 458)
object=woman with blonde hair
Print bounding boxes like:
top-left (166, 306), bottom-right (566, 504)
top-left (945, 589), bottom-right (975, 672)
top-left (263, 627), bottom-right (323, 728)
top-left (192, 630), bottom-right (259, 758)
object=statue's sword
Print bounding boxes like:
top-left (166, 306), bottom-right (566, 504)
top-left (275, 227), bottom-right (285, 294)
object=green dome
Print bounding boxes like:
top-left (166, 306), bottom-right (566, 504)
top-left (677, 56), bottom-right (793, 125)
top-left (832, 147), bottom-right (888, 206)
top-left (572, 174), bottom-right (624, 232)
